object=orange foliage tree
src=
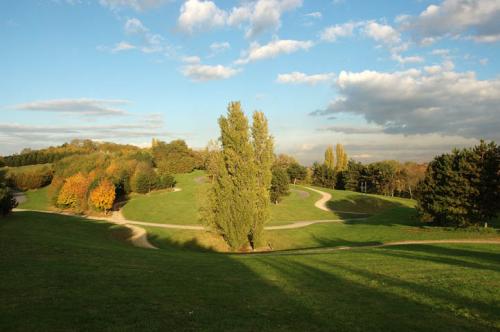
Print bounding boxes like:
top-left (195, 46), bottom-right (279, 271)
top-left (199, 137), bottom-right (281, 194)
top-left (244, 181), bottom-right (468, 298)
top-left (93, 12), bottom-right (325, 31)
top-left (56, 172), bottom-right (91, 212)
top-left (89, 179), bottom-right (116, 213)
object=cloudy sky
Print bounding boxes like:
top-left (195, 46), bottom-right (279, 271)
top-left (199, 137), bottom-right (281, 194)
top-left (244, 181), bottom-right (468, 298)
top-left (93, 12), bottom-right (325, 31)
top-left (1, 0), bottom-right (499, 164)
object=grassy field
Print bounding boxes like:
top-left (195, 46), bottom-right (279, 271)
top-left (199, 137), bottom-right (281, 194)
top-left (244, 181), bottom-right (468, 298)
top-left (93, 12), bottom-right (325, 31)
top-left (1, 211), bottom-right (499, 331)
top-left (17, 186), bottom-right (51, 211)
top-left (122, 170), bottom-right (209, 225)
top-left (121, 171), bottom-right (414, 226)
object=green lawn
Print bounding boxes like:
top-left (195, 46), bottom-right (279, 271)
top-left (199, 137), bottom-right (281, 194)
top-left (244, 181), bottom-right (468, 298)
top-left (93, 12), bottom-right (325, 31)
top-left (17, 186), bottom-right (51, 211)
top-left (1, 211), bottom-right (499, 331)
top-left (121, 172), bottom-right (414, 226)
top-left (122, 170), bottom-right (209, 225)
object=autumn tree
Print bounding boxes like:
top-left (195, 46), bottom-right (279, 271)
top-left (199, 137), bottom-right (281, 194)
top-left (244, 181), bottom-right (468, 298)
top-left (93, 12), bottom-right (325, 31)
top-left (57, 172), bottom-right (91, 212)
top-left (335, 144), bottom-right (348, 171)
top-left (89, 178), bottom-right (116, 213)
top-left (287, 162), bottom-right (307, 184)
top-left (324, 145), bottom-right (335, 170)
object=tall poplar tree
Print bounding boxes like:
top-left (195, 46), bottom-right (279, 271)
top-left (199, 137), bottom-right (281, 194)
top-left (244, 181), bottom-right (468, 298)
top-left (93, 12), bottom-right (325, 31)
top-left (251, 111), bottom-right (274, 247)
top-left (335, 144), bottom-right (346, 171)
top-left (202, 102), bottom-right (261, 250)
top-left (324, 145), bottom-right (335, 170)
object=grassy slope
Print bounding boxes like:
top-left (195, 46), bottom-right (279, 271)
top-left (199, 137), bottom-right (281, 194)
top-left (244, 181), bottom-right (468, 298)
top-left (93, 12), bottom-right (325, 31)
top-left (17, 186), bottom-right (51, 211)
top-left (1, 211), bottom-right (499, 331)
top-left (122, 170), bottom-right (209, 225)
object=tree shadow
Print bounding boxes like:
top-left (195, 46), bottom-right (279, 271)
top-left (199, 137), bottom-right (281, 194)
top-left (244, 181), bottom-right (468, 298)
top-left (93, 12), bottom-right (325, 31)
top-left (2, 211), bottom-right (499, 331)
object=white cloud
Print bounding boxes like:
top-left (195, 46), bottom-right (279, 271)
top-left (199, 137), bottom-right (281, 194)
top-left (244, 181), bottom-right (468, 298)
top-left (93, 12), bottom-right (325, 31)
top-left (236, 39), bottom-right (314, 64)
top-left (12, 99), bottom-right (130, 116)
top-left (111, 41), bottom-right (136, 52)
top-left (99, 0), bottom-right (167, 11)
top-left (306, 12), bottom-right (322, 19)
top-left (177, 0), bottom-right (226, 34)
top-left (391, 53), bottom-right (424, 64)
top-left (320, 22), bottom-right (355, 42)
top-left (121, 18), bottom-right (167, 54)
top-left (364, 21), bottom-right (401, 45)
top-left (124, 17), bottom-right (148, 34)
top-left (311, 67), bottom-right (500, 140)
top-left (181, 55), bottom-right (201, 64)
top-left (176, 0), bottom-right (302, 37)
top-left (181, 63), bottom-right (240, 81)
top-left (402, 0), bottom-right (500, 43)
top-left (209, 41), bottom-right (231, 55)
top-left (276, 71), bottom-right (335, 85)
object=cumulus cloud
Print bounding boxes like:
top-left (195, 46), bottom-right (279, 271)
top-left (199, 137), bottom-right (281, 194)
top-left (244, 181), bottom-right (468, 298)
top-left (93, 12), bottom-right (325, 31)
top-left (111, 41), bottom-right (136, 52)
top-left (123, 18), bottom-right (167, 54)
top-left (317, 126), bottom-right (383, 134)
top-left (311, 67), bottom-right (500, 140)
top-left (402, 0), bottom-right (500, 43)
top-left (177, 0), bottom-right (227, 34)
top-left (177, 0), bottom-right (302, 37)
top-left (12, 99), bottom-right (130, 117)
top-left (99, 0), bottom-right (168, 11)
top-left (181, 63), bottom-right (240, 81)
top-left (320, 22), bottom-right (356, 42)
top-left (235, 39), bottom-right (314, 64)
top-left (363, 21), bottom-right (401, 45)
top-left (276, 71), bottom-right (335, 85)
top-left (209, 41), bottom-right (231, 55)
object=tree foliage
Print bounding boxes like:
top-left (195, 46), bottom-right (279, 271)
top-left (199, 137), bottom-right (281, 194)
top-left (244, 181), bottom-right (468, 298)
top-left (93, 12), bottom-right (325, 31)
top-left (416, 141), bottom-right (500, 227)
top-left (203, 102), bottom-right (273, 250)
top-left (56, 172), bottom-right (92, 212)
top-left (287, 162), bottom-right (307, 184)
top-left (270, 167), bottom-right (290, 204)
top-left (335, 144), bottom-right (348, 171)
top-left (89, 179), bottom-right (116, 212)
top-left (324, 145), bottom-right (335, 170)
top-left (0, 170), bottom-right (16, 216)
top-left (152, 139), bottom-right (199, 174)
top-left (6, 165), bottom-right (53, 190)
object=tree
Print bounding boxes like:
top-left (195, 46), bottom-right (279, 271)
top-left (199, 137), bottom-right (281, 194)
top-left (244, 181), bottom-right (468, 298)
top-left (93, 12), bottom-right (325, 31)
top-left (0, 170), bottom-right (16, 216)
top-left (202, 102), bottom-right (259, 250)
top-left (130, 163), bottom-right (157, 194)
top-left (312, 162), bottom-right (336, 189)
top-left (251, 111), bottom-right (274, 246)
top-left (287, 162), bottom-right (307, 184)
top-left (56, 172), bottom-right (91, 212)
top-left (324, 145), bottom-right (335, 170)
top-left (335, 144), bottom-right (348, 171)
top-left (270, 167), bottom-right (290, 204)
top-left (89, 179), bottom-right (116, 213)
top-left (152, 139), bottom-right (197, 174)
top-left (273, 154), bottom-right (297, 170)
top-left (416, 141), bottom-right (500, 227)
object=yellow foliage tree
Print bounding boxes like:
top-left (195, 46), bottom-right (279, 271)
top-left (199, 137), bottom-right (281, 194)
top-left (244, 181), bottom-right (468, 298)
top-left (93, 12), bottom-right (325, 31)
top-left (57, 172), bottom-right (91, 211)
top-left (89, 179), bottom-right (116, 213)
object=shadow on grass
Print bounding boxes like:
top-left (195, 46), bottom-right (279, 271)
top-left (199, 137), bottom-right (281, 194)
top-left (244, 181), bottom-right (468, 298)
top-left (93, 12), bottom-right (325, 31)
top-left (2, 211), bottom-right (499, 331)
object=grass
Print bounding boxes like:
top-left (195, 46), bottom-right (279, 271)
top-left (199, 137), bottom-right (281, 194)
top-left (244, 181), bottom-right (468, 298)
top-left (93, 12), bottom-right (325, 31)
top-left (2, 163), bottom-right (53, 173)
top-left (17, 186), bottom-right (51, 211)
top-left (1, 211), bottom-right (499, 331)
top-left (122, 170), bottom-right (209, 225)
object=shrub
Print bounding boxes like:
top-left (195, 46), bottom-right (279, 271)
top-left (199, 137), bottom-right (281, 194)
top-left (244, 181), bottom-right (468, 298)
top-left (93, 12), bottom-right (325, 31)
top-left (56, 173), bottom-right (91, 212)
top-left (89, 179), bottom-right (116, 212)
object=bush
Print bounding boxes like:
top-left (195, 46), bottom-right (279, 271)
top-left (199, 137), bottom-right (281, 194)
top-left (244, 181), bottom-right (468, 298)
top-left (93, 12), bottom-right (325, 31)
top-left (56, 173), bottom-right (92, 212)
top-left (7, 165), bottom-right (53, 190)
top-left (89, 179), bottom-right (116, 212)
top-left (131, 164), bottom-right (157, 194)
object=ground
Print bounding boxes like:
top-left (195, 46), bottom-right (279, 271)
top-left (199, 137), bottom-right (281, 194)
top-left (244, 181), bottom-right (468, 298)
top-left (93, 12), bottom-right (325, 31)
top-left (1, 211), bottom-right (499, 331)
top-left (7, 171), bottom-right (500, 330)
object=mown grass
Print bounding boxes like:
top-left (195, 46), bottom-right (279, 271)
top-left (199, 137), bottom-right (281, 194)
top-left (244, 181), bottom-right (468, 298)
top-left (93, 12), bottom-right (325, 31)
top-left (1, 211), bottom-right (499, 331)
top-left (17, 186), bottom-right (51, 211)
top-left (122, 170), bottom-right (209, 225)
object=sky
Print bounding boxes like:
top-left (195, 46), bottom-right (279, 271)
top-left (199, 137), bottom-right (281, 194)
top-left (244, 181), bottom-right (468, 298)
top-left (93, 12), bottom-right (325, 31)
top-left (1, 0), bottom-right (499, 165)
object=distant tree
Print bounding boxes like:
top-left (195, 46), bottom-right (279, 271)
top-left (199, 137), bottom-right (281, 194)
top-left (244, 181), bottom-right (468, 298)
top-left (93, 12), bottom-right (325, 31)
top-left (312, 162), bottom-right (336, 189)
top-left (335, 144), bottom-right (348, 171)
top-left (57, 172), bottom-right (91, 212)
top-left (287, 162), bottom-right (307, 184)
top-left (251, 111), bottom-right (274, 246)
top-left (152, 139), bottom-right (197, 174)
top-left (202, 102), bottom-right (259, 250)
top-left (270, 167), bottom-right (290, 204)
top-left (324, 145), bottom-right (335, 170)
top-left (89, 179), bottom-right (116, 213)
top-left (273, 153), bottom-right (297, 170)
top-left (130, 163), bottom-right (157, 194)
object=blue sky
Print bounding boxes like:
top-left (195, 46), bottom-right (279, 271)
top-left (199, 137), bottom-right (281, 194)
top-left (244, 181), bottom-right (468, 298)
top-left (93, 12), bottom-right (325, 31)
top-left (1, 0), bottom-right (499, 164)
